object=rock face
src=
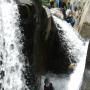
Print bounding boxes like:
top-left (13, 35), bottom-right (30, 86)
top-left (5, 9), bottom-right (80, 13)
top-left (18, 0), bottom-right (87, 75)
top-left (72, 0), bottom-right (90, 31)
top-left (18, 3), bottom-right (78, 76)
top-left (18, 3), bottom-right (38, 90)
top-left (80, 4), bottom-right (90, 38)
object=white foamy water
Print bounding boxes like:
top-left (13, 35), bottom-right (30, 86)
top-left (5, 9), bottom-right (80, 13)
top-left (0, 0), bottom-right (26, 90)
top-left (41, 15), bottom-right (89, 90)
top-left (52, 15), bottom-right (89, 90)
top-left (0, 0), bottom-right (89, 90)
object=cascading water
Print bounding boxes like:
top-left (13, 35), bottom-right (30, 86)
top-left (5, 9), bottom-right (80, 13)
top-left (52, 15), bottom-right (89, 90)
top-left (41, 15), bottom-right (89, 90)
top-left (0, 0), bottom-right (27, 90)
top-left (0, 0), bottom-right (89, 90)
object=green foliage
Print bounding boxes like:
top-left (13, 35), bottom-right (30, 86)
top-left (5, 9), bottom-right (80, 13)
top-left (42, 0), bottom-right (50, 6)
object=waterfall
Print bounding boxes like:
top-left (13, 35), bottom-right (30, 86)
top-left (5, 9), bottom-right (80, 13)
top-left (0, 0), bottom-right (89, 90)
top-left (0, 0), bottom-right (26, 90)
top-left (41, 15), bottom-right (89, 90)
top-left (53, 15), bottom-right (89, 90)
